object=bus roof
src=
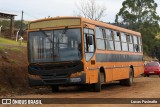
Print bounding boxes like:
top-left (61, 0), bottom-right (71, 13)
top-left (29, 16), bottom-right (141, 36)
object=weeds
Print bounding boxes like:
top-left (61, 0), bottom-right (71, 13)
top-left (0, 46), bottom-right (5, 51)
top-left (10, 47), bottom-right (22, 52)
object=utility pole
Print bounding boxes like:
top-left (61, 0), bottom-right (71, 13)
top-left (19, 10), bottom-right (24, 45)
top-left (20, 10), bottom-right (24, 36)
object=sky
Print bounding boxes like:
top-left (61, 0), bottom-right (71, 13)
top-left (0, 0), bottom-right (160, 23)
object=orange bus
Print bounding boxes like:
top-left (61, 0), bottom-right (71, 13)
top-left (27, 16), bottom-right (144, 92)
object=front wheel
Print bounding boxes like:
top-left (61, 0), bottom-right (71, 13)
top-left (51, 85), bottom-right (59, 92)
top-left (94, 72), bottom-right (104, 92)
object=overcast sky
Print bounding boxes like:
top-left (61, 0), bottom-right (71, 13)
top-left (0, 0), bottom-right (160, 22)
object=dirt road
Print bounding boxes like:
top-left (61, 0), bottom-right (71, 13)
top-left (1, 75), bottom-right (160, 107)
top-left (10, 75), bottom-right (159, 99)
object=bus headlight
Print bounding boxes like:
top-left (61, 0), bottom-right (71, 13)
top-left (70, 71), bottom-right (85, 78)
top-left (28, 74), bottom-right (41, 80)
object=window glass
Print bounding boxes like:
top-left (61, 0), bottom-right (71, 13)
top-left (114, 31), bottom-right (120, 41)
top-left (105, 29), bottom-right (113, 50)
top-left (122, 43), bottom-right (128, 51)
top-left (133, 36), bottom-right (138, 44)
top-left (115, 41), bottom-right (121, 51)
top-left (121, 32), bottom-right (128, 51)
top-left (127, 35), bottom-right (134, 52)
top-left (97, 39), bottom-right (105, 50)
top-left (96, 27), bottom-right (105, 50)
top-left (127, 35), bottom-right (133, 43)
top-left (137, 36), bottom-right (142, 52)
top-left (110, 31), bottom-right (115, 40)
top-left (133, 36), bottom-right (139, 52)
top-left (105, 29), bottom-right (111, 39)
top-left (28, 28), bottom-right (82, 63)
top-left (84, 28), bottom-right (95, 61)
top-left (121, 33), bottom-right (127, 42)
top-left (129, 44), bottom-right (134, 52)
top-left (114, 31), bottom-right (121, 51)
top-left (95, 27), bottom-right (103, 38)
top-left (84, 29), bottom-right (94, 34)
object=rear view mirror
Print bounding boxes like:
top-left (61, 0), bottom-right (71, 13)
top-left (88, 36), bottom-right (93, 45)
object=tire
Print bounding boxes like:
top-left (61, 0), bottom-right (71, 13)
top-left (120, 68), bottom-right (133, 86)
top-left (51, 85), bottom-right (59, 92)
top-left (147, 74), bottom-right (149, 77)
top-left (144, 74), bottom-right (147, 77)
top-left (94, 72), bottom-right (104, 92)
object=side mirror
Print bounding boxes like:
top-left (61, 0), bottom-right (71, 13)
top-left (88, 36), bottom-right (93, 45)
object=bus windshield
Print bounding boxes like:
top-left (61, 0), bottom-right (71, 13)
top-left (28, 28), bottom-right (82, 63)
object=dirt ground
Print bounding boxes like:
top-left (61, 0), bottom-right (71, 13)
top-left (0, 44), bottom-right (160, 107)
top-left (1, 76), bottom-right (160, 107)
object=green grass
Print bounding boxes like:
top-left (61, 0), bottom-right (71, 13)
top-left (10, 47), bottom-right (22, 52)
top-left (0, 46), bottom-right (5, 51)
top-left (0, 36), bottom-right (26, 46)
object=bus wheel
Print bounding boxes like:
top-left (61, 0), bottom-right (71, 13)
top-left (51, 85), bottom-right (59, 92)
top-left (120, 68), bottom-right (133, 86)
top-left (94, 72), bottom-right (104, 92)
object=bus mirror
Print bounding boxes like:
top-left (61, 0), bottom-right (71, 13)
top-left (88, 36), bottom-right (93, 45)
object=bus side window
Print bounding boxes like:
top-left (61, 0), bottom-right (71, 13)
top-left (138, 36), bottom-right (142, 52)
top-left (133, 35), bottom-right (139, 52)
top-left (84, 28), bottom-right (94, 52)
top-left (121, 32), bottom-right (128, 51)
top-left (84, 28), bottom-right (95, 61)
top-left (105, 29), bottom-right (114, 50)
top-left (127, 34), bottom-right (134, 52)
top-left (95, 27), bottom-right (105, 50)
top-left (114, 31), bottom-right (121, 51)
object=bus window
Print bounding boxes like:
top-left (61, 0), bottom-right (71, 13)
top-left (138, 36), bottom-right (142, 52)
top-left (127, 35), bottom-right (134, 52)
top-left (121, 32), bottom-right (128, 51)
top-left (105, 29), bottom-right (113, 50)
top-left (84, 28), bottom-right (95, 61)
top-left (95, 27), bottom-right (105, 50)
top-left (133, 36), bottom-right (139, 52)
top-left (114, 31), bottom-right (121, 51)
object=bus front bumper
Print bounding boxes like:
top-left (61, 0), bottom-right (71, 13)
top-left (28, 73), bottom-right (86, 86)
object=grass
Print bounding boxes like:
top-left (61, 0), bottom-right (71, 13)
top-left (0, 46), bottom-right (5, 51)
top-left (10, 47), bottom-right (22, 52)
top-left (0, 36), bottom-right (26, 46)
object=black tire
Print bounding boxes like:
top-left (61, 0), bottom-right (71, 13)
top-left (120, 68), bottom-right (133, 86)
top-left (147, 74), bottom-right (149, 77)
top-left (51, 85), bottom-right (59, 92)
top-left (94, 72), bottom-right (104, 92)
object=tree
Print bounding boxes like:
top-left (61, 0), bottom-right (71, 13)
top-left (115, 0), bottom-right (160, 56)
top-left (74, 0), bottom-right (106, 21)
top-left (115, 0), bottom-right (159, 25)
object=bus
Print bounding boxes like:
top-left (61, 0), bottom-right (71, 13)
top-left (27, 16), bottom-right (144, 92)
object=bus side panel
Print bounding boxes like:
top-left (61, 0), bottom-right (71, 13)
top-left (112, 67), bottom-right (129, 81)
top-left (134, 66), bottom-right (144, 77)
top-left (105, 68), bottom-right (113, 82)
top-left (89, 69), bottom-right (98, 84)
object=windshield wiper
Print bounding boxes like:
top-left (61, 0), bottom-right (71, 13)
top-left (58, 26), bottom-right (68, 41)
top-left (39, 29), bottom-right (53, 43)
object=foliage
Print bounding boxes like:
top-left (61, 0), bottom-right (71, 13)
top-left (0, 20), bottom-right (27, 30)
top-left (75, 0), bottom-right (106, 21)
top-left (115, 0), bottom-right (160, 57)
